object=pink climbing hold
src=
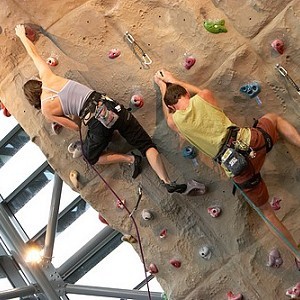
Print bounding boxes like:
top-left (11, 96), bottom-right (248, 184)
top-left (47, 57), bottom-right (58, 66)
top-left (148, 263), bottom-right (158, 274)
top-left (159, 229), bottom-right (167, 239)
top-left (170, 259), bottom-right (181, 268)
top-left (270, 196), bottom-right (282, 210)
top-left (184, 55), bottom-right (196, 70)
top-left (207, 206), bottom-right (222, 218)
top-left (286, 282), bottom-right (300, 299)
top-left (271, 39), bottom-right (284, 55)
top-left (130, 94), bottom-right (144, 108)
top-left (108, 48), bottom-right (121, 59)
top-left (98, 213), bottom-right (109, 225)
top-left (116, 199), bottom-right (126, 209)
top-left (227, 291), bottom-right (243, 300)
top-left (266, 248), bottom-right (283, 268)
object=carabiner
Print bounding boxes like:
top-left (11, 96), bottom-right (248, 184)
top-left (275, 63), bottom-right (287, 77)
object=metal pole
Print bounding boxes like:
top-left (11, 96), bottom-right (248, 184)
top-left (65, 283), bottom-right (162, 300)
top-left (0, 204), bottom-right (61, 299)
top-left (43, 173), bottom-right (63, 261)
top-left (0, 285), bottom-right (36, 300)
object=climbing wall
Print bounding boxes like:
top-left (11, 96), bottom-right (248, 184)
top-left (1, 0), bottom-right (300, 299)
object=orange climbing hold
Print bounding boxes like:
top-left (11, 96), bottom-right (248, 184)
top-left (0, 102), bottom-right (11, 117)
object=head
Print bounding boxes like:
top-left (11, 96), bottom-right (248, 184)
top-left (164, 83), bottom-right (188, 113)
top-left (23, 79), bottom-right (42, 109)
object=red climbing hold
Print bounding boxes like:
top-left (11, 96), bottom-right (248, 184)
top-left (130, 94), bottom-right (144, 108)
top-left (159, 229), bottom-right (167, 239)
top-left (271, 39), bottom-right (284, 55)
top-left (227, 291), bottom-right (243, 300)
top-left (170, 259), bottom-right (181, 268)
top-left (47, 57), bottom-right (58, 66)
top-left (108, 48), bottom-right (121, 59)
top-left (286, 282), bottom-right (300, 299)
top-left (207, 206), bottom-right (222, 218)
top-left (98, 213), bottom-right (109, 225)
top-left (116, 199), bottom-right (126, 209)
top-left (0, 102), bottom-right (11, 117)
top-left (148, 263), bottom-right (158, 274)
top-left (25, 24), bottom-right (37, 43)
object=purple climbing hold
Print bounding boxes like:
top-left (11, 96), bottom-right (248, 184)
top-left (184, 55), bottom-right (196, 70)
top-left (266, 248), bottom-right (283, 268)
top-left (207, 206), bottom-right (222, 218)
top-left (108, 48), bottom-right (121, 59)
top-left (270, 196), bottom-right (282, 210)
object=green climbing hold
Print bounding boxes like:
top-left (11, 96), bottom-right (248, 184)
top-left (161, 292), bottom-right (168, 300)
top-left (203, 19), bottom-right (227, 34)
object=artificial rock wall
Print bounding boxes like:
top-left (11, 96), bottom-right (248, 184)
top-left (1, 0), bottom-right (300, 299)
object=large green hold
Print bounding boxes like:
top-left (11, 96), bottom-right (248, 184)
top-left (204, 19), bottom-right (227, 34)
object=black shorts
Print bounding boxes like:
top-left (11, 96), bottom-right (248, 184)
top-left (82, 107), bottom-right (156, 165)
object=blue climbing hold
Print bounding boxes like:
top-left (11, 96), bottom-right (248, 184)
top-left (240, 81), bottom-right (262, 105)
top-left (182, 146), bottom-right (198, 159)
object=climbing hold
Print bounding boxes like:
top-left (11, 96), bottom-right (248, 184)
top-left (51, 122), bottom-right (62, 135)
top-left (0, 102), bottom-right (11, 117)
top-left (161, 292), bottom-right (168, 300)
top-left (108, 48), bottom-right (121, 59)
top-left (121, 234), bottom-right (137, 244)
top-left (199, 245), bottom-right (211, 260)
top-left (285, 282), bottom-right (300, 299)
top-left (24, 24), bottom-right (37, 42)
top-left (184, 54), bottom-right (196, 70)
top-left (69, 170), bottom-right (80, 189)
top-left (130, 94), bottom-right (144, 110)
top-left (271, 39), bottom-right (284, 55)
top-left (68, 141), bottom-right (82, 158)
top-left (239, 81), bottom-right (262, 105)
top-left (159, 229), bottom-right (167, 239)
top-left (46, 57), bottom-right (58, 66)
top-left (98, 213), bottom-right (109, 225)
top-left (148, 263), bottom-right (158, 274)
top-left (141, 209), bottom-right (153, 221)
top-left (207, 206), bottom-right (222, 218)
top-left (183, 179), bottom-right (207, 195)
top-left (182, 145), bottom-right (198, 159)
top-left (170, 259), bottom-right (181, 268)
top-left (227, 291), bottom-right (243, 300)
top-left (116, 199), bottom-right (126, 209)
top-left (270, 196), bottom-right (282, 210)
top-left (204, 19), bottom-right (227, 34)
top-left (266, 248), bottom-right (283, 268)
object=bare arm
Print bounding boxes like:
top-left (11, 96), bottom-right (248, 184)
top-left (154, 69), bottom-right (219, 107)
top-left (15, 24), bottom-right (54, 81)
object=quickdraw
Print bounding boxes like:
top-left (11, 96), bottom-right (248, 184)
top-left (124, 31), bottom-right (152, 66)
top-left (275, 64), bottom-right (300, 95)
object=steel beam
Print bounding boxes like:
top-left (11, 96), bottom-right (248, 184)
top-left (0, 285), bottom-right (36, 300)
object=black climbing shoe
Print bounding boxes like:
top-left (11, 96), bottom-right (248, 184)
top-left (132, 153), bottom-right (142, 179)
top-left (163, 181), bottom-right (187, 194)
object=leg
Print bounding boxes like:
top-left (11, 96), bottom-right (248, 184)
top-left (259, 202), bottom-right (300, 261)
top-left (263, 113), bottom-right (300, 147)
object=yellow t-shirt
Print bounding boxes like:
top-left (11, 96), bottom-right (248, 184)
top-left (173, 94), bottom-right (250, 158)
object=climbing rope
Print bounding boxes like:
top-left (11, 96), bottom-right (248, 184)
top-left (78, 126), bottom-right (152, 300)
top-left (231, 179), bottom-right (300, 258)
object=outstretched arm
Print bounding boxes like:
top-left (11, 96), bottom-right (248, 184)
top-left (15, 24), bottom-right (53, 80)
top-left (154, 69), bottom-right (219, 107)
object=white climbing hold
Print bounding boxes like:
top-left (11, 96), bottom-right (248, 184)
top-left (141, 209), bottom-right (153, 220)
top-left (68, 141), bottom-right (82, 158)
top-left (199, 245), bottom-right (211, 260)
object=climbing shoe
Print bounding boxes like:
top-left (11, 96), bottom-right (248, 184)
top-left (132, 153), bottom-right (142, 179)
top-left (163, 181), bottom-right (187, 194)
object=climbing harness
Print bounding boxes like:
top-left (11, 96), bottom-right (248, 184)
top-left (79, 91), bottom-right (122, 128)
top-left (214, 126), bottom-right (249, 176)
top-left (124, 31), bottom-right (152, 66)
top-left (275, 64), bottom-right (300, 95)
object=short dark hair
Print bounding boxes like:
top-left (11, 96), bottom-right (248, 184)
top-left (23, 79), bottom-right (42, 109)
top-left (164, 83), bottom-right (188, 109)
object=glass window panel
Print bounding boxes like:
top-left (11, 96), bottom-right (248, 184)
top-left (0, 278), bottom-right (18, 300)
top-left (16, 180), bottom-right (81, 239)
top-left (67, 242), bottom-right (159, 300)
top-left (52, 208), bottom-right (105, 267)
top-left (0, 142), bottom-right (46, 199)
